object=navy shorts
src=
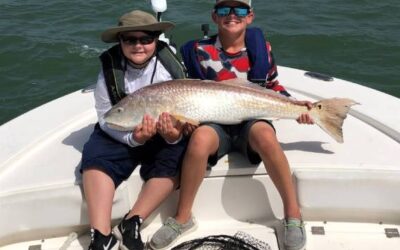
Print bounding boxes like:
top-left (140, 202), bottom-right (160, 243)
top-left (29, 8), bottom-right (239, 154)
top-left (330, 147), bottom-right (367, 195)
top-left (205, 120), bottom-right (275, 166)
top-left (80, 124), bottom-right (188, 187)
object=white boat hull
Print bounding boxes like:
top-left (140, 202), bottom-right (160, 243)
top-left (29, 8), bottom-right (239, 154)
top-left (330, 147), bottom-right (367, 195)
top-left (1, 66), bottom-right (399, 249)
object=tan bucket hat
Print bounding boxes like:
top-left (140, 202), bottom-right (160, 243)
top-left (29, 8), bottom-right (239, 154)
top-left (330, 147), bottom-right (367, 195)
top-left (101, 10), bottom-right (175, 43)
top-left (214, 0), bottom-right (251, 8)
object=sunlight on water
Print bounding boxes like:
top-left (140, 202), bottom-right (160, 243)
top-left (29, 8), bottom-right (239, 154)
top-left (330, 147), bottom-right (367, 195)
top-left (0, 0), bottom-right (399, 124)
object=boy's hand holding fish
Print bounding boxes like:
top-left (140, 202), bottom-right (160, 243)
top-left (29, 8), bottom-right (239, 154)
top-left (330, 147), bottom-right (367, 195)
top-left (132, 114), bottom-right (157, 145)
top-left (156, 112), bottom-right (184, 143)
top-left (132, 113), bottom-right (184, 144)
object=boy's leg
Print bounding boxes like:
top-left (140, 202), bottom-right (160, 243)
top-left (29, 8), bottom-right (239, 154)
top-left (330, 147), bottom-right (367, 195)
top-left (134, 135), bottom-right (188, 220)
top-left (247, 121), bottom-right (306, 250)
top-left (175, 125), bottom-right (220, 224)
top-left (128, 177), bottom-right (178, 220)
top-left (81, 124), bottom-right (139, 249)
top-left (83, 169), bottom-right (115, 235)
top-left (113, 177), bottom-right (177, 250)
top-left (247, 121), bottom-right (300, 218)
top-left (83, 169), bottom-right (120, 250)
top-left (114, 135), bottom-right (187, 250)
top-left (150, 125), bottom-right (224, 250)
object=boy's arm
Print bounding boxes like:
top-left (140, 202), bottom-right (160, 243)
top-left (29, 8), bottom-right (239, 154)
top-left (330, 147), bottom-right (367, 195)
top-left (95, 71), bottom-right (144, 147)
top-left (263, 43), bottom-right (314, 124)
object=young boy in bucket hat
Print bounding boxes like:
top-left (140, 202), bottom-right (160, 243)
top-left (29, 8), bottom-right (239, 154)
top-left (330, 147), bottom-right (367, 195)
top-left (81, 10), bottom-right (187, 250)
top-left (150, 1), bottom-right (311, 250)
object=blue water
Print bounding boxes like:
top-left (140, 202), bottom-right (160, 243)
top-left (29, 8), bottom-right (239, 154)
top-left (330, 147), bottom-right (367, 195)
top-left (0, 0), bottom-right (399, 125)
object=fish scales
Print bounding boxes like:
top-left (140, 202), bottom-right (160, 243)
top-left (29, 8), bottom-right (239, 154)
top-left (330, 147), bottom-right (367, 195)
top-left (104, 79), bottom-right (357, 143)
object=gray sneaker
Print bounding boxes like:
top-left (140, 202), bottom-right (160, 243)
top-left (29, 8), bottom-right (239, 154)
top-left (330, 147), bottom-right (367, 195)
top-left (149, 217), bottom-right (197, 250)
top-left (283, 218), bottom-right (306, 250)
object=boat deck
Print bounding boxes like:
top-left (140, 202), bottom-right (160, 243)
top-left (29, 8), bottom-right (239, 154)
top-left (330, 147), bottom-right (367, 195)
top-left (2, 221), bottom-right (399, 250)
top-left (1, 66), bottom-right (399, 249)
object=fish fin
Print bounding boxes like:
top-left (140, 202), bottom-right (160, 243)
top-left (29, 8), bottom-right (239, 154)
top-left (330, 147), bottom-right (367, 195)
top-left (218, 78), bottom-right (277, 93)
top-left (219, 78), bottom-right (251, 86)
top-left (219, 78), bottom-right (264, 90)
top-left (313, 98), bottom-right (359, 143)
top-left (170, 114), bottom-right (200, 126)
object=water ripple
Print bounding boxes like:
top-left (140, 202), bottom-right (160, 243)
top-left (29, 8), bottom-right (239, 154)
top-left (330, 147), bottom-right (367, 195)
top-left (0, 0), bottom-right (399, 125)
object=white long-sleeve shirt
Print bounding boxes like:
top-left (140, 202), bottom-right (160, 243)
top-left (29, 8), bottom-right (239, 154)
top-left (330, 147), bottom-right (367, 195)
top-left (94, 56), bottom-right (173, 147)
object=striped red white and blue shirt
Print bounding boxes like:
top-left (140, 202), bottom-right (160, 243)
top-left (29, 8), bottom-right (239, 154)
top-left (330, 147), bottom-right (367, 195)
top-left (194, 36), bottom-right (290, 97)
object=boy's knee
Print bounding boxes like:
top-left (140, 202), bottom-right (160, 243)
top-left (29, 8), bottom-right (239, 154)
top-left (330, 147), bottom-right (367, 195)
top-left (187, 126), bottom-right (218, 156)
top-left (249, 123), bottom-right (278, 150)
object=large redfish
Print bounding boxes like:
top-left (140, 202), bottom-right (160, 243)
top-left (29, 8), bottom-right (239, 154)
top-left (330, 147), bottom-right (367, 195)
top-left (104, 79), bottom-right (357, 143)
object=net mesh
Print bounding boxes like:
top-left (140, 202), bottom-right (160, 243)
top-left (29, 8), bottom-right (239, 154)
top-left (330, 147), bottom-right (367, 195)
top-left (171, 231), bottom-right (272, 250)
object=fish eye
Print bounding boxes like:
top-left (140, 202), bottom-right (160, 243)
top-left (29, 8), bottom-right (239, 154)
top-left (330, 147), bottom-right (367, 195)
top-left (117, 107), bottom-right (124, 113)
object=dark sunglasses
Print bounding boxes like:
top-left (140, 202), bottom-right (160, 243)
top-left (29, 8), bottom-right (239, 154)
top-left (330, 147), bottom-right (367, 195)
top-left (214, 6), bottom-right (250, 17)
top-left (120, 35), bottom-right (156, 45)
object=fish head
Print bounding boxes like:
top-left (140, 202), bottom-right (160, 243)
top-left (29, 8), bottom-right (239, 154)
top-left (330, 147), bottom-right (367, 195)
top-left (104, 99), bottom-right (143, 131)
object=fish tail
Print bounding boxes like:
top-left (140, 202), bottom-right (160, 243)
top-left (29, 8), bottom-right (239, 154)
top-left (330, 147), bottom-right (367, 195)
top-left (312, 98), bottom-right (359, 143)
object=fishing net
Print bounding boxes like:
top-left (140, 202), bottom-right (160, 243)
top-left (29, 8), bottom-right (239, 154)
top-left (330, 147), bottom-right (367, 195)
top-left (171, 231), bottom-right (272, 250)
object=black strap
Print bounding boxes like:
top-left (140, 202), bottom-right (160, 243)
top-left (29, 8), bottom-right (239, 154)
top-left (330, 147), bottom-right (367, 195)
top-left (100, 42), bottom-right (187, 105)
top-left (99, 45), bottom-right (126, 105)
top-left (156, 41), bottom-right (187, 79)
top-left (150, 55), bottom-right (158, 84)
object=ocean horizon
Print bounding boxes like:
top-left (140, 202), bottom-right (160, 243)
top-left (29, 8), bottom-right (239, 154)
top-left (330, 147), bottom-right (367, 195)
top-left (0, 0), bottom-right (399, 125)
